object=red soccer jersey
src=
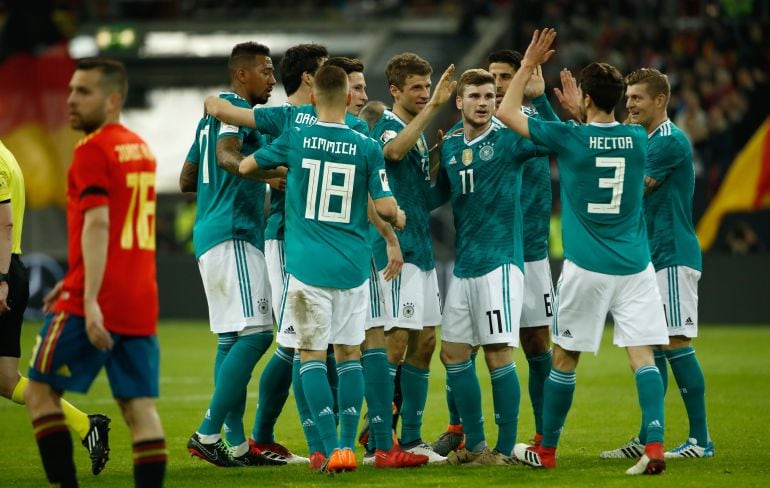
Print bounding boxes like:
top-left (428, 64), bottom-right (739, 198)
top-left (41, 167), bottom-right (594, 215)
top-left (54, 123), bottom-right (159, 335)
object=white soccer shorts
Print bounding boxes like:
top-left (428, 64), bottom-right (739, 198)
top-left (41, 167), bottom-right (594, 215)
top-left (366, 258), bottom-right (390, 331)
top-left (277, 274), bottom-right (368, 351)
top-left (441, 263), bottom-right (523, 347)
top-left (656, 265), bottom-right (700, 338)
top-left (553, 260), bottom-right (669, 354)
top-left (265, 239), bottom-right (286, 321)
top-left (383, 263), bottom-right (442, 331)
top-left (520, 257), bottom-right (555, 329)
top-left (197, 239), bottom-right (273, 333)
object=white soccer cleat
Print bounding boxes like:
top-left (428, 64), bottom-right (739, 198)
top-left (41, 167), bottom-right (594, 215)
top-left (665, 438), bottom-right (715, 458)
top-left (402, 441), bottom-right (447, 463)
top-left (600, 437), bottom-right (645, 459)
top-left (625, 454), bottom-right (666, 475)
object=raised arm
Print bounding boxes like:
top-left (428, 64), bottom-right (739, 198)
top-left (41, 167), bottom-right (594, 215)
top-left (497, 28), bottom-right (557, 138)
top-left (383, 65), bottom-right (457, 162)
top-left (553, 68), bottom-right (583, 122)
top-left (179, 161), bottom-right (198, 192)
top-left (204, 96), bottom-right (257, 128)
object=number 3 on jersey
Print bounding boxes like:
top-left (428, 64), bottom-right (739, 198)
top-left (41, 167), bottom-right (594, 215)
top-left (302, 158), bottom-right (355, 223)
top-left (587, 157), bottom-right (624, 214)
top-left (121, 171), bottom-right (156, 250)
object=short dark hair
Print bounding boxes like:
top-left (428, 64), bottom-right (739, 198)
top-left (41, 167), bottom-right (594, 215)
top-left (385, 52), bottom-right (432, 90)
top-left (325, 56), bottom-right (364, 75)
top-left (625, 68), bottom-right (670, 104)
top-left (313, 65), bottom-right (349, 104)
top-left (76, 57), bottom-right (128, 101)
top-left (457, 69), bottom-right (495, 96)
top-left (579, 62), bottom-right (625, 114)
top-left (228, 42), bottom-right (270, 78)
top-left (279, 43), bottom-right (328, 96)
top-left (359, 100), bottom-right (387, 131)
top-left (487, 50), bottom-right (522, 71)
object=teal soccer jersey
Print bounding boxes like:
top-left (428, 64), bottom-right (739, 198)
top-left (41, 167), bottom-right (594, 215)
top-left (253, 103), bottom-right (369, 241)
top-left (370, 110), bottom-right (434, 271)
top-left (528, 119), bottom-right (650, 275)
top-left (433, 123), bottom-right (544, 278)
top-left (644, 119), bottom-right (702, 271)
top-left (186, 92), bottom-right (266, 258)
top-left (253, 122), bottom-right (391, 289)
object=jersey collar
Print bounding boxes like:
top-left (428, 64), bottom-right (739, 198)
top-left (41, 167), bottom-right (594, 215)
top-left (588, 121), bottom-right (620, 127)
top-left (463, 122), bottom-right (494, 146)
top-left (315, 121), bottom-right (348, 129)
top-left (648, 118), bottom-right (670, 139)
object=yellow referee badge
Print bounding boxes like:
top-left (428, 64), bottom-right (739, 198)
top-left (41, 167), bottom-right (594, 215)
top-left (462, 148), bottom-right (473, 166)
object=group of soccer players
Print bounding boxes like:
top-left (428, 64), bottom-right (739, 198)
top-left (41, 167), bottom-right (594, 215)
top-left (9, 22), bottom-right (715, 487)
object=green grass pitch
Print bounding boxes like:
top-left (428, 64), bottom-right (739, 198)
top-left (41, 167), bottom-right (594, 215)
top-left (1, 322), bottom-right (769, 486)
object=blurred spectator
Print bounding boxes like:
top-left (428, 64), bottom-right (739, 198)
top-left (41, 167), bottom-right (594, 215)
top-left (725, 220), bottom-right (766, 255)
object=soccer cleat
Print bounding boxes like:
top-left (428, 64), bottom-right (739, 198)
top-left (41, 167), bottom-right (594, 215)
top-left (431, 429), bottom-right (466, 457)
top-left (320, 448), bottom-right (357, 473)
top-left (665, 438), bottom-right (715, 458)
top-left (309, 451), bottom-right (327, 470)
top-left (447, 448), bottom-right (483, 465)
top-left (187, 433), bottom-right (237, 467)
top-left (400, 439), bottom-right (447, 463)
top-left (232, 446), bottom-right (288, 466)
top-left (530, 433), bottom-right (543, 448)
top-left (374, 443), bottom-right (429, 468)
top-left (626, 443), bottom-right (665, 475)
top-left (249, 439), bottom-right (309, 464)
top-left (362, 449), bottom-right (376, 466)
top-left (600, 437), bottom-right (645, 459)
top-left (82, 414), bottom-right (111, 475)
top-left (513, 443), bottom-right (556, 469)
top-left (466, 448), bottom-right (518, 466)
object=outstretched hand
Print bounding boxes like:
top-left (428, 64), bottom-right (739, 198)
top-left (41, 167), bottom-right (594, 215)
top-left (522, 28), bottom-right (557, 67)
top-left (524, 65), bottom-right (546, 99)
top-left (553, 68), bottom-right (582, 121)
top-left (429, 64), bottom-right (458, 107)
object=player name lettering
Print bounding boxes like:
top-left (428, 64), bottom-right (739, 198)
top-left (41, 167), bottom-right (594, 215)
top-left (588, 136), bottom-right (634, 150)
top-left (114, 143), bottom-right (154, 163)
top-left (302, 136), bottom-right (357, 156)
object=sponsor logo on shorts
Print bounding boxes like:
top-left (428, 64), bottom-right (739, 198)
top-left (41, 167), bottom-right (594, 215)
top-left (283, 325), bottom-right (296, 335)
top-left (55, 364), bottom-right (72, 377)
top-left (561, 329), bottom-right (573, 338)
top-left (685, 317), bottom-right (694, 326)
top-left (257, 299), bottom-right (270, 315)
top-left (402, 302), bottom-right (415, 319)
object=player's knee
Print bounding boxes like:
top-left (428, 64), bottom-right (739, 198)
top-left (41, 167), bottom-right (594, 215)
top-left (386, 330), bottom-right (408, 362)
top-left (663, 335), bottom-right (691, 350)
top-left (521, 327), bottom-right (550, 356)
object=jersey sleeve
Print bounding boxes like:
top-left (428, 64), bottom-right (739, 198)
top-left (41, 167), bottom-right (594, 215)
top-left (71, 142), bottom-right (111, 211)
top-left (253, 106), bottom-right (290, 137)
top-left (253, 129), bottom-right (292, 169)
top-left (531, 94), bottom-right (560, 122)
top-left (218, 98), bottom-right (253, 142)
top-left (366, 142), bottom-right (392, 200)
top-left (646, 136), bottom-right (682, 183)
top-left (528, 118), bottom-right (571, 153)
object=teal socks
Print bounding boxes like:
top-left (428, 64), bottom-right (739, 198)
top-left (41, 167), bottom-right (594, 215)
top-left (446, 360), bottom-right (485, 451)
top-left (199, 331), bottom-right (273, 444)
top-left (667, 347), bottom-right (710, 446)
top-left (635, 365), bottom-right (665, 444)
top-left (252, 346), bottom-right (293, 443)
top-left (525, 349), bottom-right (552, 436)
top-left (336, 360), bottom-right (364, 450)
top-left (362, 349), bottom-right (393, 451)
top-left (399, 363), bottom-right (430, 444)
top-left (541, 368), bottom-right (576, 448)
top-left (299, 360), bottom-right (339, 456)
top-left (638, 350), bottom-right (668, 443)
top-left (490, 363), bottom-right (520, 455)
top-left (446, 351), bottom-right (476, 426)
top-left (292, 354), bottom-right (324, 454)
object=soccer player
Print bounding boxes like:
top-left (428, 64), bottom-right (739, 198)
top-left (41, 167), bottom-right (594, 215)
top-left (24, 58), bottom-right (167, 487)
top-left (0, 141), bottom-right (111, 476)
top-left (430, 68), bottom-right (550, 465)
top-left (497, 29), bottom-right (669, 475)
top-left (181, 42), bottom-right (287, 468)
top-left (324, 57), bottom-right (426, 468)
top-left (432, 50), bottom-right (557, 457)
top-left (204, 45), bottom-right (371, 467)
top-left (368, 53), bottom-right (456, 462)
top-left (596, 68), bottom-right (713, 460)
top-left (240, 64), bottom-right (404, 472)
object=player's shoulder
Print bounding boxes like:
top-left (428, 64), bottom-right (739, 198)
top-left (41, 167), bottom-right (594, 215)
top-left (650, 120), bottom-right (691, 155)
top-left (219, 91), bottom-right (251, 109)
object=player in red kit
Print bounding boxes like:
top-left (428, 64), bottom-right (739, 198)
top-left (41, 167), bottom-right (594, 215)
top-left (25, 58), bottom-right (167, 488)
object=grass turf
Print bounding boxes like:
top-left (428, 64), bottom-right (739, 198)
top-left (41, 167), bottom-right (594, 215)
top-left (1, 322), bottom-right (769, 486)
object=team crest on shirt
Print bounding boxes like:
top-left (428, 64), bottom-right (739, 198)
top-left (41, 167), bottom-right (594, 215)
top-left (461, 148), bottom-right (473, 166)
top-left (257, 299), bottom-right (270, 315)
top-left (402, 302), bottom-right (415, 318)
top-left (479, 143), bottom-right (494, 161)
